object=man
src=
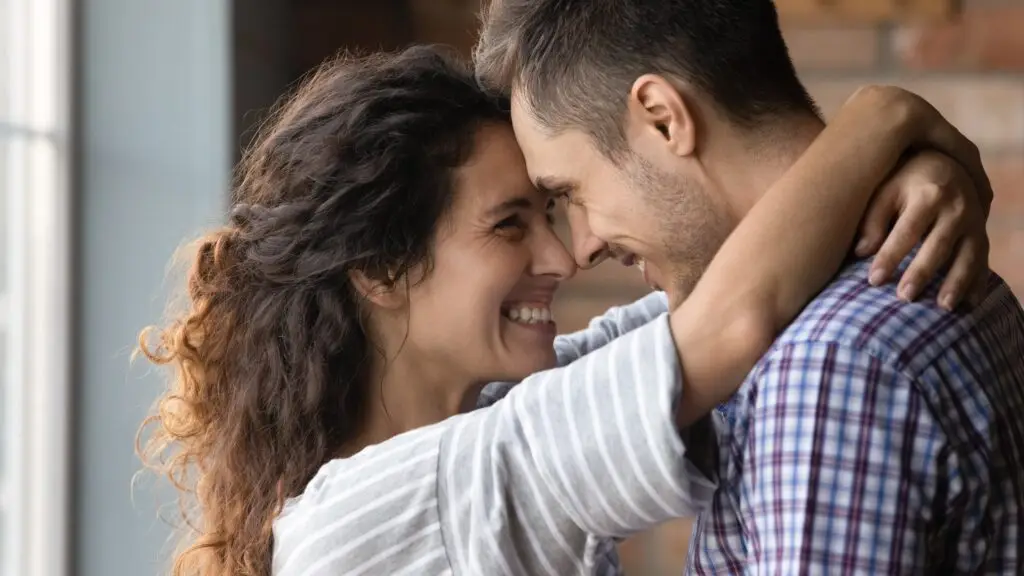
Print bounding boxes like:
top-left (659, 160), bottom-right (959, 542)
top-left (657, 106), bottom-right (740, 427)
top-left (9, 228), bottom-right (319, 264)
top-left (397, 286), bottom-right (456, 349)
top-left (475, 0), bottom-right (1024, 573)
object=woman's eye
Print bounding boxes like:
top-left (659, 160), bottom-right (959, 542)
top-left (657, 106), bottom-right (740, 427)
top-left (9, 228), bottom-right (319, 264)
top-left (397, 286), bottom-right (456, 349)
top-left (495, 215), bottom-right (527, 238)
top-left (495, 216), bottom-right (523, 229)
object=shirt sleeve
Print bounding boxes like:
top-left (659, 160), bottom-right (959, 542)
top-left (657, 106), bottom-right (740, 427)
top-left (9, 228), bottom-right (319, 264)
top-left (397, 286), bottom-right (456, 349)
top-left (437, 314), bottom-right (717, 575)
top-left (743, 341), bottom-right (957, 574)
top-left (477, 291), bottom-right (668, 407)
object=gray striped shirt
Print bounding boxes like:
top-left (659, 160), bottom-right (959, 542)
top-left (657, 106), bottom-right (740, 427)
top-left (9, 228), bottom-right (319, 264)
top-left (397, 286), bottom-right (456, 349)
top-left (271, 292), bottom-right (717, 575)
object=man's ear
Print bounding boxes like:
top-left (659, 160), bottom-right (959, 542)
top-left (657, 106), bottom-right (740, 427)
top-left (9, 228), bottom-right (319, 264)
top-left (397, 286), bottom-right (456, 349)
top-left (349, 269), bottom-right (406, 309)
top-left (626, 74), bottom-right (698, 158)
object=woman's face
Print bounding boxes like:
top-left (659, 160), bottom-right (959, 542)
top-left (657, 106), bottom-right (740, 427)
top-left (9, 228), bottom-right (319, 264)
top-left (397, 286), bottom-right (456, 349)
top-left (405, 122), bottom-right (576, 384)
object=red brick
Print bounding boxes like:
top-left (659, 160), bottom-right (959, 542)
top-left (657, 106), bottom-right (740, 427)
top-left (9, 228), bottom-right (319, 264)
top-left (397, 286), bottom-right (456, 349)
top-left (803, 77), bottom-right (1024, 149)
top-left (990, 225), bottom-right (1024, 297)
top-left (986, 151), bottom-right (1024, 224)
top-left (783, 26), bottom-right (880, 71)
top-left (893, 5), bottom-right (1024, 71)
top-left (776, 0), bottom-right (956, 24)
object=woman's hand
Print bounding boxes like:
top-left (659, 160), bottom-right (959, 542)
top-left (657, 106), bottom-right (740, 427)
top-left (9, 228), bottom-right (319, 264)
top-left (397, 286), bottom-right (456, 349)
top-left (843, 85), bottom-right (994, 216)
top-left (855, 151), bottom-right (989, 310)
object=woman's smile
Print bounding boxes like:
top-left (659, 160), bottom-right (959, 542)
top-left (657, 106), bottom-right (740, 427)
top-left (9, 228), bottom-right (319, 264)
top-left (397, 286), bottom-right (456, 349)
top-left (500, 301), bottom-right (557, 337)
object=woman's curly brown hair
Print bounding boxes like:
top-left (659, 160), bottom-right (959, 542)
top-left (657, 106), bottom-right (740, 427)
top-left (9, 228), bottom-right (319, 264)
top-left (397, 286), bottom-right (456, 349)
top-left (136, 46), bottom-right (510, 575)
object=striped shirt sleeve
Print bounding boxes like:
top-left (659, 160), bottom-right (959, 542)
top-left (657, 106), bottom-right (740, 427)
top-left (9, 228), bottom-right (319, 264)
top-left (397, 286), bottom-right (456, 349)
top-left (438, 314), bottom-right (718, 575)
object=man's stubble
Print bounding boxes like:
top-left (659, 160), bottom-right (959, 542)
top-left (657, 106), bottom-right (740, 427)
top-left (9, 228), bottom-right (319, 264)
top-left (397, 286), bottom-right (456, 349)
top-left (627, 154), bottom-right (734, 308)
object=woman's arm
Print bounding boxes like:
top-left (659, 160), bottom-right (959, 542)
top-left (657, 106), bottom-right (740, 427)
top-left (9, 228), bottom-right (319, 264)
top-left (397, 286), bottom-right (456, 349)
top-left (441, 315), bottom-right (714, 571)
top-left (671, 85), bottom-right (992, 426)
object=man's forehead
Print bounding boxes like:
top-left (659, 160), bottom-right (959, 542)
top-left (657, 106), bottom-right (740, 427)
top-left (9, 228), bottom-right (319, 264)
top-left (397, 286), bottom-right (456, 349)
top-left (508, 92), bottom-right (596, 189)
top-left (509, 94), bottom-right (542, 143)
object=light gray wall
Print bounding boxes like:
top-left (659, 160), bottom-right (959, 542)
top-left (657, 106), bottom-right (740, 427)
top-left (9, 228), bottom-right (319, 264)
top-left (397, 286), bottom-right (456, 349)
top-left (76, 1), bottom-right (231, 574)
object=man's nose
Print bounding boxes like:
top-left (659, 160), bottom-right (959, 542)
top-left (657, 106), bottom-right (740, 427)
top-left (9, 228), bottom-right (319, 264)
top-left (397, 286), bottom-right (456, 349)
top-left (568, 208), bottom-right (609, 270)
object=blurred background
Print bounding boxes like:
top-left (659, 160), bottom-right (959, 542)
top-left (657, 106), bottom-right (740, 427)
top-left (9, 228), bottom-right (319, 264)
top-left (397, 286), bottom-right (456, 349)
top-left (0, 0), bottom-right (1020, 574)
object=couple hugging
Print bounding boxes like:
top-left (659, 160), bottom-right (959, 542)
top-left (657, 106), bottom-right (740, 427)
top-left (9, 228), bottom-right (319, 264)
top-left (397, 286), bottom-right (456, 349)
top-left (139, 1), bottom-right (1024, 574)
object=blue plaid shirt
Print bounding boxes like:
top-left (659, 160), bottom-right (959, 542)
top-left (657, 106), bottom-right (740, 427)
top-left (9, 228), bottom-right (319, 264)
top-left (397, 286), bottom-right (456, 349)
top-left (691, 257), bottom-right (1024, 574)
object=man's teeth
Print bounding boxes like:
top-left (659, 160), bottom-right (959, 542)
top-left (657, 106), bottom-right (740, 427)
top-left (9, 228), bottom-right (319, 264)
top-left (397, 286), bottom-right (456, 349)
top-left (636, 258), bottom-right (646, 275)
top-left (506, 306), bottom-right (553, 324)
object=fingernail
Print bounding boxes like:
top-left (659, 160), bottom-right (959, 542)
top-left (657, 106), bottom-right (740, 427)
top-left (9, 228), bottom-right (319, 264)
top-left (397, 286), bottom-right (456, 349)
top-left (940, 293), bottom-right (955, 311)
top-left (869, 268), bottom-right (887, 286)
top-left (855, 239), bottom-right (871, 255)
top-left (900, 283), bottom-right (916, 301)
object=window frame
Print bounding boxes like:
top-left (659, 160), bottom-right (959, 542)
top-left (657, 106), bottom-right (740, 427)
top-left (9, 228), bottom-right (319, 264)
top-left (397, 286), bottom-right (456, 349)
top-left (1, 0), bottom-right (73, 574)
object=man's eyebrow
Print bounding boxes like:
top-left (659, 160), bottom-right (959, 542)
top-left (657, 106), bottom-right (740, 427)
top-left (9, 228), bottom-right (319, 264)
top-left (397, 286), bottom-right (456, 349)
top-left (533, 176), bottom-right (575, 195)
top-left (484, 196), bottom-right (533, 218)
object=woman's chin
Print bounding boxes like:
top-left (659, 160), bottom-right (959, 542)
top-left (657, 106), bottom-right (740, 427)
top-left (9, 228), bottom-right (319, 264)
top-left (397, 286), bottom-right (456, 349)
top-left (497, 347), bottom-right (558, 382)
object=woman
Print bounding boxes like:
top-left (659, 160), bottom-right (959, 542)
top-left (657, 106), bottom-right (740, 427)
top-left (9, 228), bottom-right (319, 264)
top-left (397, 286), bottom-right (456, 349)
top-left (138, 46), bottom-right (991, 576)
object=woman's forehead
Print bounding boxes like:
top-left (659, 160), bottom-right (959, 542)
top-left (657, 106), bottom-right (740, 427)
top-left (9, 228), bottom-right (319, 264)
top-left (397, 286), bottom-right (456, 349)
top-left (450, 124), bottom-right (543, 215)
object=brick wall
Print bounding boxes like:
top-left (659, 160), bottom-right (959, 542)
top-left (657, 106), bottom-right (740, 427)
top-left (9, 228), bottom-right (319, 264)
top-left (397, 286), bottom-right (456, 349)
top-left (411, 1), bottom-right (1024, 573)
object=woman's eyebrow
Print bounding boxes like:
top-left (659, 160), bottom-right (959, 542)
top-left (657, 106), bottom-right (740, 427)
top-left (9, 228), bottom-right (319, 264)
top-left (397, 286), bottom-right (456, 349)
top-left (484, 196), bottom-right (533, 218)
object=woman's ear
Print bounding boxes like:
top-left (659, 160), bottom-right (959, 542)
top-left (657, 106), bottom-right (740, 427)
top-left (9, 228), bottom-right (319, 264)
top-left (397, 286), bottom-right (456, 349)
top-left (349, 269), bottom-right (406, 309)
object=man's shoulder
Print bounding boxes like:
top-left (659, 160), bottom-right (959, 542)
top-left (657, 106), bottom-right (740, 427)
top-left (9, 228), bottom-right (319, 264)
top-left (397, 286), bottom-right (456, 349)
top-left (766, 257), bottom-right (1023, 376)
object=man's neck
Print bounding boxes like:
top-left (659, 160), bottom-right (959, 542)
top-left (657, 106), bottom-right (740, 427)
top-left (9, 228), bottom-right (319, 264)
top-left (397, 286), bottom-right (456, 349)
top-left (706, 116), bottom-right (825, 222)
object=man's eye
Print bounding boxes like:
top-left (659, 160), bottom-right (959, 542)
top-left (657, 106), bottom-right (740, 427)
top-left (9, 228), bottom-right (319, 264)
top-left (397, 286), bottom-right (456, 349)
top-left (545, 199), bottom-right (558, 225)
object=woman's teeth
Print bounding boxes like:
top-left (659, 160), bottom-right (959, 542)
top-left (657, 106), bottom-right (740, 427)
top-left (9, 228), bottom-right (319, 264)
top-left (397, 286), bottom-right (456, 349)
top-left (504, 305), bottom-right (553, 324)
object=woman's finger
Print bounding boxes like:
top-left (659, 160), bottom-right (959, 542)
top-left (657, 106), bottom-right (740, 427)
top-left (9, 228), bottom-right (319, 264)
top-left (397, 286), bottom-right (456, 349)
top-left (898, 213), bottom-right (961, 302)
top-left (856, 183), bottom-right (899, 257)
top-left (869, 195), bottom-right (938, 287)
top-left (916, 113), bottom-right (994, 217)
top-left (936, 236), bottom-right (985, 310)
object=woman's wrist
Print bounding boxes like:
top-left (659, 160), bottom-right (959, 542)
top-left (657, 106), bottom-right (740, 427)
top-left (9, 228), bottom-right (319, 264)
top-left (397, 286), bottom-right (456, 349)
top-left (838, 86), bottom-right (918, 159)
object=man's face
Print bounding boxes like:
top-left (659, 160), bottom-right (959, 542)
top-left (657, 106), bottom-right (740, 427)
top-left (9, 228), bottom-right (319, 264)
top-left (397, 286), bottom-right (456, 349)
top-left (510, 94), bottom-right (731, 306)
